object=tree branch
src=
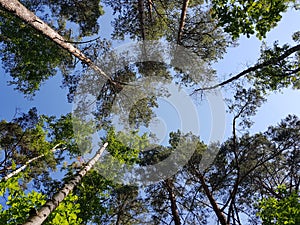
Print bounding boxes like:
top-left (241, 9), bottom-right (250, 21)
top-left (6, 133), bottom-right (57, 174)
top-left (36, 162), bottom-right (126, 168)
top-left (193, 43), bottom-right (300, 92)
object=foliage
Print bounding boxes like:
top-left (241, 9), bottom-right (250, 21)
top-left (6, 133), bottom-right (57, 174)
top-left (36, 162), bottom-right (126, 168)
top-left (45, 194), bottom-right (82, 225)
top-left (211, 0), bottom-right (294, 39)
top-left (102, 0), bottom-right (170, 40)
top-left (257, 186), bottom-right (300, 225)
top-left (104, 128), bottom-right (149, 165)
top-left (250, 41), bottom-right (300, 91)
top-left (0, 9), bottom-right (73, 95)
top-left (0, 173), bottom-right (82, 225)
top-left (1, 0), bottom-right (300, 224)
top-left (38, 0), bottom-right (104, 37)
top-left (0, 108), bottom-right (54, 179)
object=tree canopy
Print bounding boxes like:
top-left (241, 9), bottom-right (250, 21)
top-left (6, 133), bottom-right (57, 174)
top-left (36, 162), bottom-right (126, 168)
top-left (0, 0), bottom-right (299, 224)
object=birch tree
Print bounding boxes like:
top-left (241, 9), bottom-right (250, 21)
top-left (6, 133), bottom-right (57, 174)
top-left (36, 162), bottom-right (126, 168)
top-left (23, 142), bottom-right (108, 225)
top-left (0, 0), bottom-right (116, 86)
top-left (0, 143), bottom-right (63, 182)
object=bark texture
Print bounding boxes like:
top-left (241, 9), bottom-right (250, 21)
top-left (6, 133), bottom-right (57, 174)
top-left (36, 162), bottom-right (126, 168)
top-left (23, 143), bottom-right (108, 225)
top-left (0, 0), bottom-right (114, 83)
top-left (164, 178), bottom-right (181, 225)
top-left (196, 171), bottom-right (228, 225)
top-left (138, 0), bottom-right (146, 40)
top-left (1, 144), bottom-right (62, 182)
top-left (177, 0), bottom-right (190, 44)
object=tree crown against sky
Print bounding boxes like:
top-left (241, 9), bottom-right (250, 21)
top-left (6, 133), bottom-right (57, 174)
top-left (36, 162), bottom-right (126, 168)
top-left (0, 0), bottom-right (300, 224)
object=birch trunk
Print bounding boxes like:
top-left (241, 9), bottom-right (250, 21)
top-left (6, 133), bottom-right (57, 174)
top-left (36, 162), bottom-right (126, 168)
top-left (177, 0), bottom-right (190, 44)
top-left (0, 0), bottom-right (114, 84)
top-left (1, 143), bottom-right (62, 182)
top-left (23, 143), bottom-right (108, 225)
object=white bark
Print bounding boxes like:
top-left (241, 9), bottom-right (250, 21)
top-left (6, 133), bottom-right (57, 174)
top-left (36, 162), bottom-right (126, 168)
top-left (0, 0), bottom-right (114, 84)
top-left (23, 142), bottom-right (108, 225)
top-left (1, 143), bottom-right (63, 182)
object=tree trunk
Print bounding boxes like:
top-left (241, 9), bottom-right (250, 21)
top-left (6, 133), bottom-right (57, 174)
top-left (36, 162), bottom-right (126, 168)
top-left (177, 0), bottom-right (190, 44)
top-left (138, 0), bottom-right (146, 40)
top-left (196, 171), bottom-right (228, 225)
top-left (1, 143), bottom-right (62, 182)
top-left (164, 178), bottom-right (181, 225)
top-left (0, 0), bottom-right (114, 84)
top-left (23, 143), bottom-right (108, 225)
top-left (147, 0), bottom-right (153, 22)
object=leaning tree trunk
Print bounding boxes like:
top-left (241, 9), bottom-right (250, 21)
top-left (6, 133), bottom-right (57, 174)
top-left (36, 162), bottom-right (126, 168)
top-left (1, 143), bottom-right (63, 182)
top-left (196, 170), bottom-right (229, 225)
top-left (164, 178), bottom-right (181, 225)
top-left (177, 0), bottom-right (190, 44)
top-left (23, 143), bottom-right (108, 225)
top-left (147, 0), bottom-right (153, 22)
top-left (0, 0), bottom-right (114, 84)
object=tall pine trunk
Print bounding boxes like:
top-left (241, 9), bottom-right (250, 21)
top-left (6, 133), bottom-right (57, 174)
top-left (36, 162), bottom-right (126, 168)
top-left (177, 0), bottom-right (190, 44)
top-left (164, 178), bottom-right (181, 225)
top-left (147, 0), bottom-right (153, 22)
top-left (0, 0), bottom-right (114, 84)
top-left (138, 0), bottom-right (146, 40)
top-left (23, 143), bottom-right (108, 225)
top-left (196, 171), bottom-right (228, 225)
top-left (1, 143), bottom-right (62, 182)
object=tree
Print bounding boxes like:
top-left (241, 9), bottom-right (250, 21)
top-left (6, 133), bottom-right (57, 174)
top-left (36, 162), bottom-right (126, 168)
top-left (0, 108), bottom-right (57, 181)
top-left (141, 130), bottom-right (208, 224)
top-left (0, 7), bottom-right (73, 95)
top-left (0, 172), bottom-right (82, 225)
top-left (179, 87), bottom-right (269, 224)
top-left (23, 143), bottom-right (108, 225)
top-left (37, 0), bottom-right (104, 37)
top-left (210, 0), bottom-right (296, 39)
top-left (102, 0), bottom-right (171, 40)
top-left (2, 0), bottom-right (300, 224)
top-left (0, 143), bottom-right (62, 182)
top-left (104, 0), bottom-right (231, 60)
top-left (0, 0), bottom-right (108, 96)
top-left (257, 186), bottom-right (300, 225)
top-left (177, 0), bottom-right (190, 44)
top-left (183, 90), bottom-right (300, 224)
top-left (0, 109), bottom-right (81, 185)
top-left (0, 0), bottom-right (117, 95)
top-left (193, 40), bottom-right (300, 92)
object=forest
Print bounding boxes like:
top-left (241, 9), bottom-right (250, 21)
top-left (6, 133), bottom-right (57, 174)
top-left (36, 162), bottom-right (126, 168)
top-left (0, 0), bottom-right (300, 224)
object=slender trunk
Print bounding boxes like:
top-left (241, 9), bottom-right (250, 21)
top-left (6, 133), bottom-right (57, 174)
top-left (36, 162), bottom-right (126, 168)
top-left (0, 0), bottom-right (114, 84)
top-left (138, 0), bottom-right (146, 40)
top-left (147, 0), bottom-right (153, 22)
top-left (177, 0), bottom-right (189, 44)
top-left (23, 143), bottom-right (108, 225)
top-left (115, 213), bottom-right (121, 225)
top-left (1, 143), bottom-right (62, 182)
top-left (226, 116), bottom-right (241, 224)
top-left (164, 178), bottom-right (181, 225)
top-left (196, 171), bottom-right (228, 225)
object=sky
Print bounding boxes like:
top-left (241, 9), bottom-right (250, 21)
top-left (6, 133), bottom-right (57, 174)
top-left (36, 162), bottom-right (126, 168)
top-left (0, 3), bottom-right (300, 224)
top-left (0, 5), bottom-right (300, 147)
top-left (214, 8), bottom-right (300, 138)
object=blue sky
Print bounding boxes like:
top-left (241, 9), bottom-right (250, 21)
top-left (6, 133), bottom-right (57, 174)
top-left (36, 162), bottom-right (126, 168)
top-left (0, 4), bottom-right (300, 223)
top-left (0, 6), bottom-right (299, 144)
top-left (214, 8), bottom-right (300, 138)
